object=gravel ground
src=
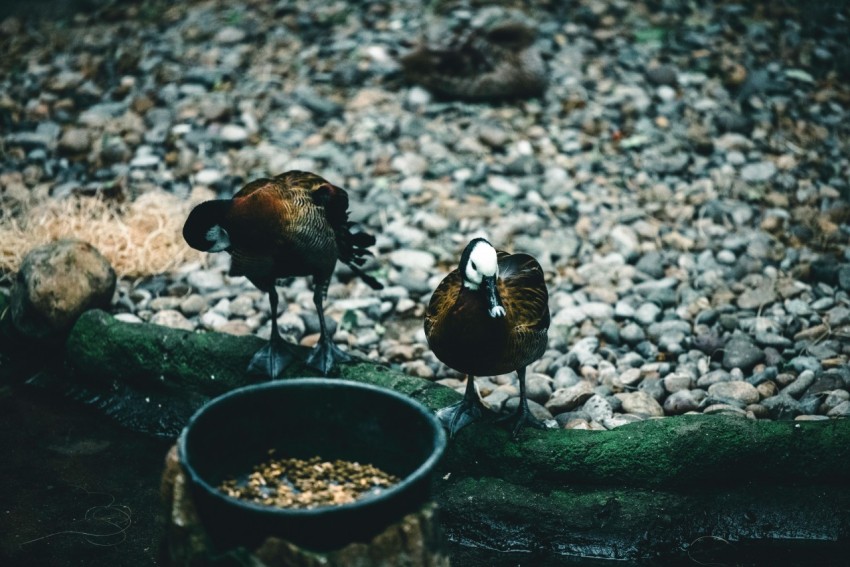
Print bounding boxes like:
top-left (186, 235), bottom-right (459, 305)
top-left (2, 0), bottom-right (850, 428)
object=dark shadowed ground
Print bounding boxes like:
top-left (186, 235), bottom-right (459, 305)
top-left (0, 384), bottom-right (171, 567)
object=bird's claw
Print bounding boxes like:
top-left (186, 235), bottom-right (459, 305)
top-left (247, 340), bottom-right (295, 380)
top-left (305, 338), bottom-right (352, 376)
top-left (497, 403), bottom-right (552, 438)
top-left (437, 397), bottom-right (491, 438)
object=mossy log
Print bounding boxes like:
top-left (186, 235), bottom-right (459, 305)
top-left (8, 308), bottom-right (850, 562)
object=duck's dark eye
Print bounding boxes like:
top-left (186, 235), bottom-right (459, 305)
top-left (470, 261), bottom-right (477, 271)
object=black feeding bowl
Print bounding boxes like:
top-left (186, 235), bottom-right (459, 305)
top-left (178, 378), bottom-right (447, 552)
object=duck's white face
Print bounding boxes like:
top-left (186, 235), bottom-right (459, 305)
top-left (463, 241), bottom-right (499, 290)
top-left (462, 239), bottom-right (505, 318)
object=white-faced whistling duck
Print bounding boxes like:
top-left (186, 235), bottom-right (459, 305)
top-left (424, 238), bottom-right (551, 437)
top-left (183, 171), bottom-right (382, 378)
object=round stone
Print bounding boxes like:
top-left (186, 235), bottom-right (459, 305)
top-left (708, 381), bottom-right (760, 405)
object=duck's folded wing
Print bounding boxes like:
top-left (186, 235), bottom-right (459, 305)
top-left (498, 252), bottom-right (550, 331)
top-left (424, 270), bottom-right (461, 337)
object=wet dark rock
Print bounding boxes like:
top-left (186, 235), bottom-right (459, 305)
top-left (760, 394), bottom-right (803, 420)
top-left (808, 260), bottom-right (841, 286)
top-left (645, 65), bottom-right (678, 86)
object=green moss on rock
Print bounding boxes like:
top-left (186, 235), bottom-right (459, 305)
top-left (62, 309), bottom-right (850, 490)
top-left (444, 413), bottom-right (850, 488)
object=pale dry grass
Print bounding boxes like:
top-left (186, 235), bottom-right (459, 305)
top-left (0, 188), bottom-right (213, 280)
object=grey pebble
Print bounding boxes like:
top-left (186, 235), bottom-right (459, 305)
top-left (150, 309), bottom-right (194, 331)
top-left (827, 400), bottom-right (850, 417)
top-left (545, 381), bottom-right (594, 414)
top-left (663, 390), bottom-right (700, 415)
top-left (583, 394), bottom-right (614, 424)
top-left (788, 356), bottom-right (821, 374)
top-left (619, 323), bottom-right (646, 346)
top-left (761, 394), bottom-right (803, 420)
top-left (740, 161), bottom-right (777, 183)
top-left (637, 378), bottom-right (666, 402)
top-left (187, 270), bottom-right (226, 291)
top-left (553, 366), bottom-right (581, 389)
top-left (525, 373), bottom-right (554, 405)
top-left (722, 336), bottom-right (765, 371)
top-left (754, 331), bottom-right (793, 349)
top-left (663, 372), bottom-right (693, 393)
top-left (708, 381), bottom-right (760, 405)
top-left (614, 391), bottom-right (664, 418)
top-left (634, 303), bottom-right (661, 325)
top-left (781, 370), bottom-right (816, 399)
top-left (388, 249), bottom-right (436, 271)
top-left (697, 369), bottom-right (732, 388)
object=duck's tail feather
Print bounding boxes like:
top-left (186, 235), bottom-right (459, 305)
top-left (338, 223), bottom-right (383, 290)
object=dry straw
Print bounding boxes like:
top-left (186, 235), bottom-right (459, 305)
top-left (0, 188), bottom-right (212, 280)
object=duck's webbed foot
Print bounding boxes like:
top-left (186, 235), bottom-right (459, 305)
top-left (497, 398), bottom-right (552, 438)
top-left (305, 336), bottom-right (352, 376)
top-left (436, 376), bottom-right (492, 437)
top-left (247, 338), bottom-right (296, 380)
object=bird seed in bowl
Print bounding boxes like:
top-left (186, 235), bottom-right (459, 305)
top-left (217, 453), bottom-right (401, 509)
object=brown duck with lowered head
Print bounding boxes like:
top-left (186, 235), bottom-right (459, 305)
top-left (425, 238), bottom-right (551, 437)
top-left (183, 171), bottom-right (382, 378)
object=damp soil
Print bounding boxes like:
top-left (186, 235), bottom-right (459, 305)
top-left (0, 384), bottom-right (172, 567)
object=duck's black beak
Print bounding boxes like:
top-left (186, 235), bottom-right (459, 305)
top-left (483, 275), bottom-right (506, 318)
